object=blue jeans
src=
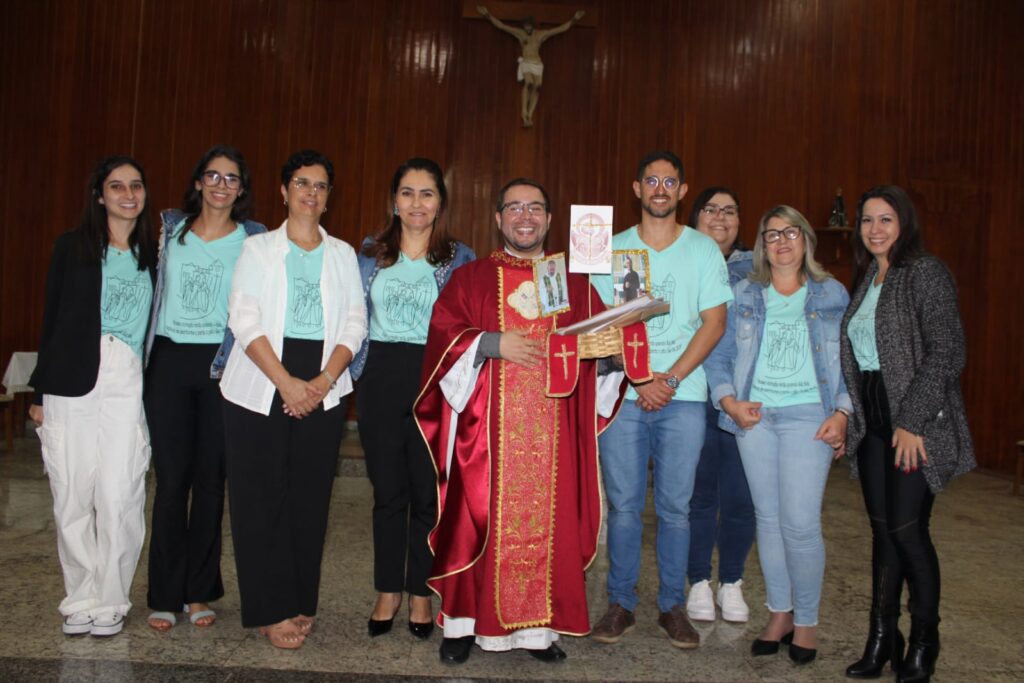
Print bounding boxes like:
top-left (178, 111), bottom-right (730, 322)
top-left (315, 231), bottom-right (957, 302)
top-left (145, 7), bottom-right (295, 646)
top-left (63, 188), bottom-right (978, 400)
top-left (736, 403), bottom-right (833, 626)
top-left (599, 399), bottom-right (704, 612)
top-left (687, 399), bottom-right (755, 585)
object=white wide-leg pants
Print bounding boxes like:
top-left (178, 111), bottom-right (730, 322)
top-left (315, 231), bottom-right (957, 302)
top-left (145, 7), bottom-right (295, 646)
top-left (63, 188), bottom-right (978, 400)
top-left (37, 335), bottom-right (151, 617)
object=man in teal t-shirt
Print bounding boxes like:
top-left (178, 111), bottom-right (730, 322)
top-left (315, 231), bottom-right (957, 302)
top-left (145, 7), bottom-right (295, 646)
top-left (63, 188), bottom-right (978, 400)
top-left (590, 151), bottom-right (731, 650)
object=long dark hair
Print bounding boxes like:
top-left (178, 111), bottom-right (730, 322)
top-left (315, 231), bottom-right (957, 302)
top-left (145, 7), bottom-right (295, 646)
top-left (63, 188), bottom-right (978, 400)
top-left (362, 158), bottom-right (455, 267)
top-left (177, 144), bottom-right (254, 244)
top-left (74, 155), bottom-right (156, 271)
top-left (852, 185), bottom-right (926, 288)
top-left (686, 185), bottom-right (747, 252)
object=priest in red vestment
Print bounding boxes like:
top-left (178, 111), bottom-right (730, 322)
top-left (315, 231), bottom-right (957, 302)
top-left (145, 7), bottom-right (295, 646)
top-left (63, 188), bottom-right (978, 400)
top-left (414, 178), bottom-right (624, 664)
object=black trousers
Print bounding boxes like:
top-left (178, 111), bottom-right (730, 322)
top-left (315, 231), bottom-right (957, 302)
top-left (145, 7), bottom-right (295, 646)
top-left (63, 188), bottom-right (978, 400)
top-left (223, 338), bottom-right (345, 628)
top-left (144, 337), bottom-right (226, 611)
top-left (856, 370), bottom-right (940, 624)
top-left (356, 341), bottom-right (436, 596)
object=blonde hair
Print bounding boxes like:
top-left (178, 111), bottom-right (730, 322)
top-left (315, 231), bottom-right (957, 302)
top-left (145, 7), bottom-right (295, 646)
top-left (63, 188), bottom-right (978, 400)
top-left (748, 205), bottom-right (830, 285)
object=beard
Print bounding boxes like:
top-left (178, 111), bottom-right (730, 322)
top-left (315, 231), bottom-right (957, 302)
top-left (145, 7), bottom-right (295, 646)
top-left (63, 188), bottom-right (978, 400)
top-left (641, 195), bottom-right (677, 219)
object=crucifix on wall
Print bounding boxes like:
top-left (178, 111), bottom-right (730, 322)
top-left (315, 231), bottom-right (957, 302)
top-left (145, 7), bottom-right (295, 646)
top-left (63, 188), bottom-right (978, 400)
top-left (476, 4), bottom-right (586, 127)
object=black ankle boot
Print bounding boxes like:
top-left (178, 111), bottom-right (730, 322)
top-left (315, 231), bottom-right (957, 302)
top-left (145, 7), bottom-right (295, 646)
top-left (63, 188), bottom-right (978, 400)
top-left (846, 614), bottom-right (904, 678)
top-left (898, 621), bottom-right (939, 683)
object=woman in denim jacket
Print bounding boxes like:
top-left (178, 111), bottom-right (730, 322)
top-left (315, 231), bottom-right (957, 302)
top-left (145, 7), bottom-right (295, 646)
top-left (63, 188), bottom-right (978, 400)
top-left (142, 145), bottom-right (266, 632)
top-left (705, 205), bottom-right (851, 665)
top-left (353, 158), bottom-right (474, 639)
top-left (685, 187), bottom-right (756, 625)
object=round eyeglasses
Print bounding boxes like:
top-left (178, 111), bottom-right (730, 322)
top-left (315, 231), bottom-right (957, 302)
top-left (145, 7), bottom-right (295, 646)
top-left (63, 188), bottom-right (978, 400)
top-left (641, 176), bottom-right (681, 190)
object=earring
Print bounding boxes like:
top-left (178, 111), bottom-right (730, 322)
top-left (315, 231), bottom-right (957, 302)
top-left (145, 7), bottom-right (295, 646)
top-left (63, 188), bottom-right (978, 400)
top-left (283, 199), bottom-right (288, 206)
top-left (393, 206), bottom-right (399, 216)
top-left (322, 207), bottom-right (327, 214)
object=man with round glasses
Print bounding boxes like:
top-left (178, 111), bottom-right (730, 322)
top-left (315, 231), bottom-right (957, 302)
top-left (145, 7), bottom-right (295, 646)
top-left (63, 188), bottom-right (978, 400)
top-left (416, 177), bottom-right (623, 665)
top-left (591, 150), bottom-right (732, 650)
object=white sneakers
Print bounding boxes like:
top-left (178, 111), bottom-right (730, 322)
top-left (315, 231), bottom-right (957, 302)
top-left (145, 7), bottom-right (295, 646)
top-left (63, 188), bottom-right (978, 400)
top-left (62, 611), bottom-right (93, 635)
top-left (716, 580), bottom-right (749, 623)
top-left (63, 611), bottom-right (124, 636)
top-left (686, 579), bottom-right (750, 623)
top-left (90, 612), bottom-right (125, 636)
top-left (686, 580), bottom-right (716, 621)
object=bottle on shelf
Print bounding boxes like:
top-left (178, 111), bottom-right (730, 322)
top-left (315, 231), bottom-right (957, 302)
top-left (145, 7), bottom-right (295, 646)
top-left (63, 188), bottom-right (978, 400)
top-left (827, 187), bottom-right (848, 227)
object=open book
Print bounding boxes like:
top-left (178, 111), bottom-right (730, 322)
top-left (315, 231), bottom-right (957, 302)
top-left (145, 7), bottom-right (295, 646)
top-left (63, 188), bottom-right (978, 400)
top-left (559, 294), bottom-right (670, 335)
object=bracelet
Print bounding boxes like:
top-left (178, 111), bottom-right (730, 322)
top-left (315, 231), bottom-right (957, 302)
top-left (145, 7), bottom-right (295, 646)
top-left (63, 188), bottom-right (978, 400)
top-left (322, 369), bottom-right (337, 388)
top-left (835, 407), bottom-right (851, 418)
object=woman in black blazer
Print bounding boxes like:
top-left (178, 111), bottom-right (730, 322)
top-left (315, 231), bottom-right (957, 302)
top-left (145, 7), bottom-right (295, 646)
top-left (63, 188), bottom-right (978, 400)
top-left (29, 155), bottom-right (157, 637)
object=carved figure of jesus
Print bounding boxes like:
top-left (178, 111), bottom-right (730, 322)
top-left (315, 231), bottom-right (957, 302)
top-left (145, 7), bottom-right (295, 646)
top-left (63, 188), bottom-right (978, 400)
top-left (478, 5), bottom-right (585, 127)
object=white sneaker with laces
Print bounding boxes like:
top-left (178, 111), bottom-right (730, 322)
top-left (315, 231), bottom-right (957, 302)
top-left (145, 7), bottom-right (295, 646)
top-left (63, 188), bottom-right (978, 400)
top-left (686, 579), bottom-right (716, 621)
top-left (716, 580), bottom-right (749, 623)
top-left (90, 612), bottom-right (124, 637)
top-left (62, 611), bottom-right (92, 635)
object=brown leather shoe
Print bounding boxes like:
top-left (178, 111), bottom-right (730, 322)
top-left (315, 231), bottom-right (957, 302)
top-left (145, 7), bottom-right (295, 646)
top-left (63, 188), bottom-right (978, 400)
top-left (591, 603), bottom-right (636, 644)
top-left (658, 606), bottom-right (700, 649)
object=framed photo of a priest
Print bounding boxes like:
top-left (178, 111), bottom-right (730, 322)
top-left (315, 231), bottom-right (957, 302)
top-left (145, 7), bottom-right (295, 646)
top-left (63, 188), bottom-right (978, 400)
top-left (611, 249), bottom-right (650, 306)
top-left (535, 253), bottom-right (570, 317)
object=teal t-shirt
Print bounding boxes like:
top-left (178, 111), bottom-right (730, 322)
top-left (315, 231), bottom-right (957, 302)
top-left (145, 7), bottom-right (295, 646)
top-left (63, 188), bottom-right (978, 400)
top-left (283, 240), bottom-right (325, 340)
top-left (848, 279), bottom-right (883, 371)
top-left (368, 254), bottom-right (438, 344)
top-left (100, 245), bottom-right (153, 357)
top-left (592, 226), bottom-right (733, 401)
top-left (749, 285), bottom-right (821, 408)
top-left (156, 221), bottom-right (247, 344)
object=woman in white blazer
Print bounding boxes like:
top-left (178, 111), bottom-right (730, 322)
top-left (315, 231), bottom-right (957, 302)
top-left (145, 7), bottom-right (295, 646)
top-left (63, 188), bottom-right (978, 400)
top-left (220, 150), bottom-right (367, 649)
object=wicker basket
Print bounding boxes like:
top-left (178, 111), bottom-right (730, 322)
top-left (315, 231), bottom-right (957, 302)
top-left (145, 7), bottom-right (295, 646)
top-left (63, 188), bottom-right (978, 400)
top-left (577, 328), bottom-right (621, 359)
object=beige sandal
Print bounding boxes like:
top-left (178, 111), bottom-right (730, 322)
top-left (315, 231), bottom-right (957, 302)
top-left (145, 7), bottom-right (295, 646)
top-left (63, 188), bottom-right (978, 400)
top-left (259, 620), bottom-right (306, 649)
top-left (294, 615), bottom-right (315, 635)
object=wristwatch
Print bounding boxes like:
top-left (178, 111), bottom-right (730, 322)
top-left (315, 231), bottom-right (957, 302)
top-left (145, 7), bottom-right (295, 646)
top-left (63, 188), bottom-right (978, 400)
top-left (665, 374), bottom-right (681, 390)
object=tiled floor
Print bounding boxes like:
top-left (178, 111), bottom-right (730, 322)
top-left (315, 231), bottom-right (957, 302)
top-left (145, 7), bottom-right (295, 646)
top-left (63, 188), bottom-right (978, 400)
top-left (0, 427), bottom-right (1021, 682)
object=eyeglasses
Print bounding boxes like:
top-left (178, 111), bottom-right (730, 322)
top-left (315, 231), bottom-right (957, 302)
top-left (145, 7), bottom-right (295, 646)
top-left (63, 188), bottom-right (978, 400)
top-left (291, 178), bottom-right (330, 194)
top-left (700, 204), bottom-right (739, 218)
top-left (762, 226), bottom-right (803, 243)
top-left (641, 176), bottom-right (681, 190)
top-left (501, 201), bottom-right (547, 216)
top-left (201, 171), bottom-right (241, 190)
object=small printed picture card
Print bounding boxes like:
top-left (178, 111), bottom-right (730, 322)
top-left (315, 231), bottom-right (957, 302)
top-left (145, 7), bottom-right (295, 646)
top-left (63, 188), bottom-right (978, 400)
top-left (568, 205), bottom-right (613, 274)
top-left (611, 250), bottom-right (651, 307)
top-left (534, 252), bottom-right (571, 317)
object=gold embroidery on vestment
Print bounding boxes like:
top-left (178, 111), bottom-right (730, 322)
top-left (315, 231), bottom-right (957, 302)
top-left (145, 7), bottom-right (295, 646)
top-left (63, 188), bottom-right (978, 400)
top-left (494, 264), bottom-right (558, 629)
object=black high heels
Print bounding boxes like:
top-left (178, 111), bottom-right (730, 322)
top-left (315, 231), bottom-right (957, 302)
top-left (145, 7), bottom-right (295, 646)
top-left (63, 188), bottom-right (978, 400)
top-left (408, 620), bottom-right (434, 639)
top-left (367, 596), bottom-right (402, 637)
top-left (789, 642), bottom-right (817, 665)
top-left (751, 630), bottom-right (793, 656)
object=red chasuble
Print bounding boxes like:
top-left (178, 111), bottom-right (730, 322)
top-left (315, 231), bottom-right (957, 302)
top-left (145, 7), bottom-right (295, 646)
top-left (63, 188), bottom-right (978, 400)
top-left (415, 251), bottom-right (621, 637)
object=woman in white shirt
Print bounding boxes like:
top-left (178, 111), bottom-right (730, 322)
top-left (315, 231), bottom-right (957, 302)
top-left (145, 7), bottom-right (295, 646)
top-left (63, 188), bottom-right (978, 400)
top-left (220, 150), bottom-right (367, 649)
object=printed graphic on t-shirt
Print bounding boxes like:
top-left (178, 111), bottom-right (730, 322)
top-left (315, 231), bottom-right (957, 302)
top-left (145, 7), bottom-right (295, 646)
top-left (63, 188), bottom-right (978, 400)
top-left (102, 273), bottom-right (148, 327)
top-left (848, 318), bottom-right (878, 366)
top-left (648, 273), bottom-right (675, 338)
top-left (762, 321), bottom-right (809, 378)
top-left (382, 276), bottom-right (432, 333)
top-left (179, 261), bottom-right (224, 319)
top-left (291, 277), bottom-right (324, 331)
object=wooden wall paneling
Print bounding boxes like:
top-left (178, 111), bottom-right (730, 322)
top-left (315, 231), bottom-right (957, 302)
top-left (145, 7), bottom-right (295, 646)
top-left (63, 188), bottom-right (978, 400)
top-left (1, 0), bottom-right (1021, 474)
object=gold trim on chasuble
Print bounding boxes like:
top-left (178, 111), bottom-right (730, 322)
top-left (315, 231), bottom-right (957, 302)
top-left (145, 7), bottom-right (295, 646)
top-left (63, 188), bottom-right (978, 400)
top-left (495, 262), bottom-right (559, 629)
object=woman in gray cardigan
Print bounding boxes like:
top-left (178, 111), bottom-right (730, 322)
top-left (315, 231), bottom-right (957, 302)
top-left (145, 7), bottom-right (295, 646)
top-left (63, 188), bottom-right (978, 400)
top-left (840, 185), bottom-right (975, 683)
